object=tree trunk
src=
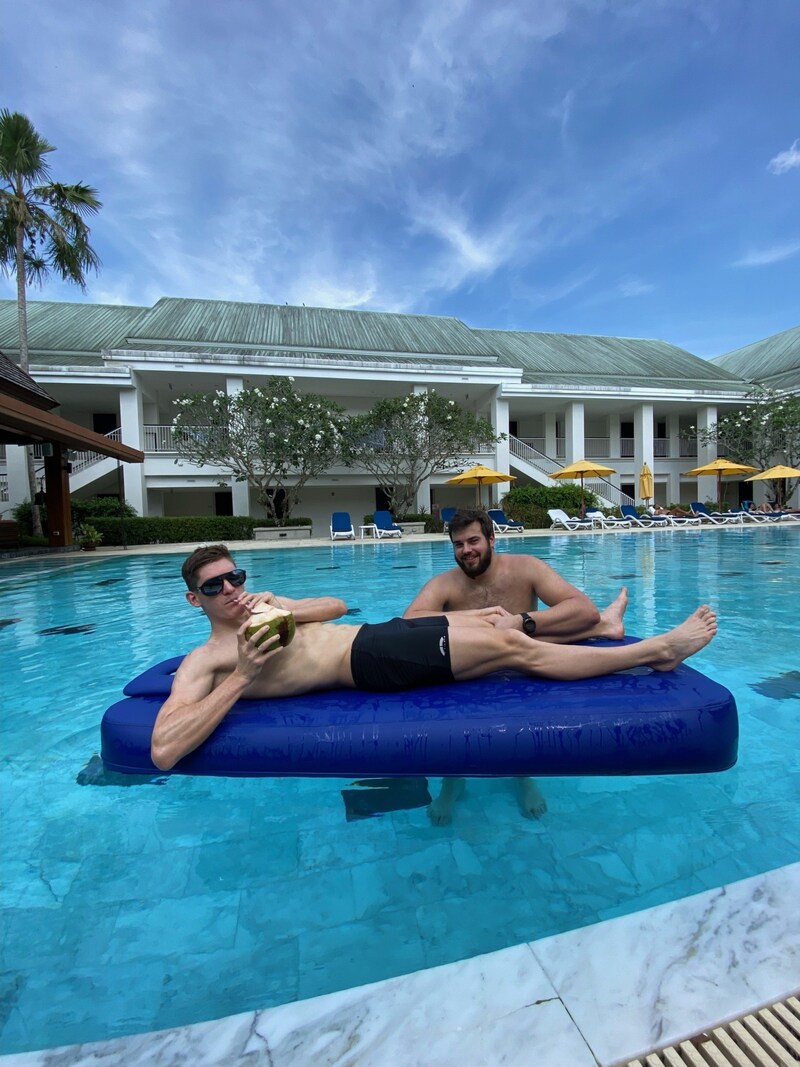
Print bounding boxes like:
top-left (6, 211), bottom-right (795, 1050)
top-left (15, 223), bottom-right (44, 537)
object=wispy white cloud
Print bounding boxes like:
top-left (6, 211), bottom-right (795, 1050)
top-left (768, 139), bottom-right (800, 175)
top-left (732, 241), bottom-right (800, 268)
top-left (618, 277), bottom-right (655, 297)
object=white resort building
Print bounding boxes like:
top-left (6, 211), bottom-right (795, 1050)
top-left (0, 297), bottom-right (797, 533)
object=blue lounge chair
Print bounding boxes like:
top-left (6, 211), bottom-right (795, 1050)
top-left (441, 507), bottom-right (457, 532)
top-left (373, 510), bottom-right (403, 538)
top-left (690, 502), bottom-right (743, 525)
top-left (488, 508), bottom-right (524, 532)
top-left (547, 508), bottom-right (592, 531)
top-left (330, 512), bottom-right (355, 540)
top-left (620, 505), bottom-right (670, 528)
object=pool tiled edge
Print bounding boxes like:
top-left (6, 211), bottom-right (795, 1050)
top-left (3, 862), bottom-right (797, 1067)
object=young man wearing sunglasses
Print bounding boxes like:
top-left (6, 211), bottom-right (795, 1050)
top-left (151, 542), bottom-right (718, 772)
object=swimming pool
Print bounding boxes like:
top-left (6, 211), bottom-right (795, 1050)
top-left (1, 527), bottom-right (798, 1054)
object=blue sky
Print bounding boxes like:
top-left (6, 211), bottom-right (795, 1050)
top-left (2, 0), bottom-right (798, 357)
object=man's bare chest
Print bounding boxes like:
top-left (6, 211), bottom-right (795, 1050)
top-left (451, 574), bottom-right (535, 612)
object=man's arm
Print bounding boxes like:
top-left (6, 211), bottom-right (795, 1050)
top-left (503, 559), bottom-right (600, 637)
top-left (404, 576), bottom-right (509, 626)
top-left (150, 625), bottom-right (280, 771)
top-left (239, 591), bottom-right (347, 623)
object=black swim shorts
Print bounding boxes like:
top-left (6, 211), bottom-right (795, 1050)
top-left (350, 616), bottom-right (453, 692)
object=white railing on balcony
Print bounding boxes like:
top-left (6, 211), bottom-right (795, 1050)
top-left (0, 475), bottom-right (8, 503)
top-left (585, 437), bottom-right (610, 458)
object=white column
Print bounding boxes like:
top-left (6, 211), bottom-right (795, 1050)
top-left (226, 377), bottom-right (251, 516)
top-left (119, 380), bottom-right (145, 516)
top-left (4, 445), bottom-right (31, 510)
top-left (695, 404), bottom-right (718, 505)
top-left (545, 413), bottom-right (558, 458)
top-left (412, 384), bottom-right (432, 513)
top-left (609, 415), bottom-right (621, 460)
top-left (564, 401), bottom-right (584, 463)
top-left (490, 390), bottom-right (510, 507)
top-left (667, 413), bottom-right (682, 504)
top-left (633, 403), bottom-right (654, 473)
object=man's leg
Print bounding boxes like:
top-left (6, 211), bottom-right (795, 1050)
top-left (428, 777), bottom-right (466, 826)
top-left (447, 606), bottom-right (717, 682)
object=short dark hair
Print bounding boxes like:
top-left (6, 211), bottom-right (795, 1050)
top-left (447, 508), bottom-right (494, 541)
top-left (181, 544), bottom-right (234, 590)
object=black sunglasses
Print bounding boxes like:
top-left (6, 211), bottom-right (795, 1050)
top-left (197, 568), bottom-right (247, 597)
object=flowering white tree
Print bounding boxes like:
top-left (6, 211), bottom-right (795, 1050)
top-left (343, 391), bottom-right (499, 517)
top-left (171, 378), bottom-right (346, 521)
top-left (692, 387), bottom-right (800, 504)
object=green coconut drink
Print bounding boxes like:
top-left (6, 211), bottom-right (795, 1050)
top-left (244, 604), bottom-right (296, 648)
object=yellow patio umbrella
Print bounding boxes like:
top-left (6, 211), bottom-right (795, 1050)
top-left (638, 462), bottom-right (654, 504)
top-left (683, 457), bottom-right (758, 507)
top-left (744, 464), bottom-right (800, 508)
top-left (446, 463), bottom-right (516, 507)
top-left (551, 459), bottom-right (617, 516)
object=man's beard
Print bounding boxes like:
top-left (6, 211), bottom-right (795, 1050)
top-left (456, 545), bottom-right (493, 579)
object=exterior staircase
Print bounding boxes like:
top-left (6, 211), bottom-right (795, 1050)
top-left (508, 436), bottom-right (634, 510)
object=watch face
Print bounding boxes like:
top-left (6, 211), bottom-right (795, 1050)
top-left (522, 614), bottom-right (536, 635)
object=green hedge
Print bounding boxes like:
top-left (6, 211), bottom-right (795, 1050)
top-left (502, 484), bottom-right (600, 529)
top-left (87, 515), bottom-right (310, 546)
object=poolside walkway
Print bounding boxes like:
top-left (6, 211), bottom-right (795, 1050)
top-left (2, 863), bottom-right (797, 1066)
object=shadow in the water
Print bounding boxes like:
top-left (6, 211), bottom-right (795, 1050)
top-left (76, 754), bottom-right (168, 786)
top-left (0, 618), bottom-right (22, 630)
top-left (341, 777), bottom-right (431, 821)
top-left (39, 624), bottom-right (96, 636)
top-left (750, 671), bottom-right (800, 701)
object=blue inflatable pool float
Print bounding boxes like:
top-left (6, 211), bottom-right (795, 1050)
top-left (100, 638), bottom-right (738, 778)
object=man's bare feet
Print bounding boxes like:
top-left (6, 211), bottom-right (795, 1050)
top-left (428, 777), bottom-right (466, 826)
top-left (597, 587), bottom-right (628, 640)
top-left (516, 777), bottom-right (547, 819)
top-left (650, 606), bottom-right (717, 672)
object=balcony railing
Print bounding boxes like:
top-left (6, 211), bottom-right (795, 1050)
top-left (585, 437), bottom-right (610, 458)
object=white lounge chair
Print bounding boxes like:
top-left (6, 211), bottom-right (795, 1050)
top-left (547, 508), bottom-right (592, 531)
top-left (585, 510), bottom-right (632, 530)
top-left (690, 502), bottom-right (743, 525)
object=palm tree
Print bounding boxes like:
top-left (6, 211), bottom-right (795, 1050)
top-left (0, 110), bottom-right (102, 535)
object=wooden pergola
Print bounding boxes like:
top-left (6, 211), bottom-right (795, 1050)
top-left (1, 354), bottom-right (143, 547)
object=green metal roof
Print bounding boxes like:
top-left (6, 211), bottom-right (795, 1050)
top-left (126, 297), bottom-right (496, 358)
top-left (711, 325), bottom-right (800, 390)
top-left (0, 300), bottom-right (147, 362)
top-left (0, 296), bottom-right (762, 395)
top-left (472, 328), bottom-right (749, 389)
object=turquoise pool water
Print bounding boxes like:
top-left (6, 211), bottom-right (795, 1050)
top-left (1, 527), bottom-right (799, 1053)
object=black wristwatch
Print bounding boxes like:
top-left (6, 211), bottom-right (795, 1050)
top-left (520, 612), bottom-right (537, 636)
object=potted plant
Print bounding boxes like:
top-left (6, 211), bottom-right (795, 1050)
top-left (76, 523), bottom-right (103, 551)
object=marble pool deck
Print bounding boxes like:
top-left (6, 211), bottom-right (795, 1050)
top-left (2, 861), bottom-right (797, 1067)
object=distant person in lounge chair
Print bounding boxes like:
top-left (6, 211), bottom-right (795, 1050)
top-left (405, 509), bottom-right (630, 823)
top-left (650, 505), bottom-right (695, 517)
top-left (151, 543), bottom-right (718, 774)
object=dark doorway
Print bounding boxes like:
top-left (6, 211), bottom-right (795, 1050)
top-left (509, 420), bottom-right (518, 437)
top-left (93, 413), bottom-right (118, 436)
top-left (214, 491), bottom-right (233, 516)
top-left (375, 487), bottom-right (392, 513)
